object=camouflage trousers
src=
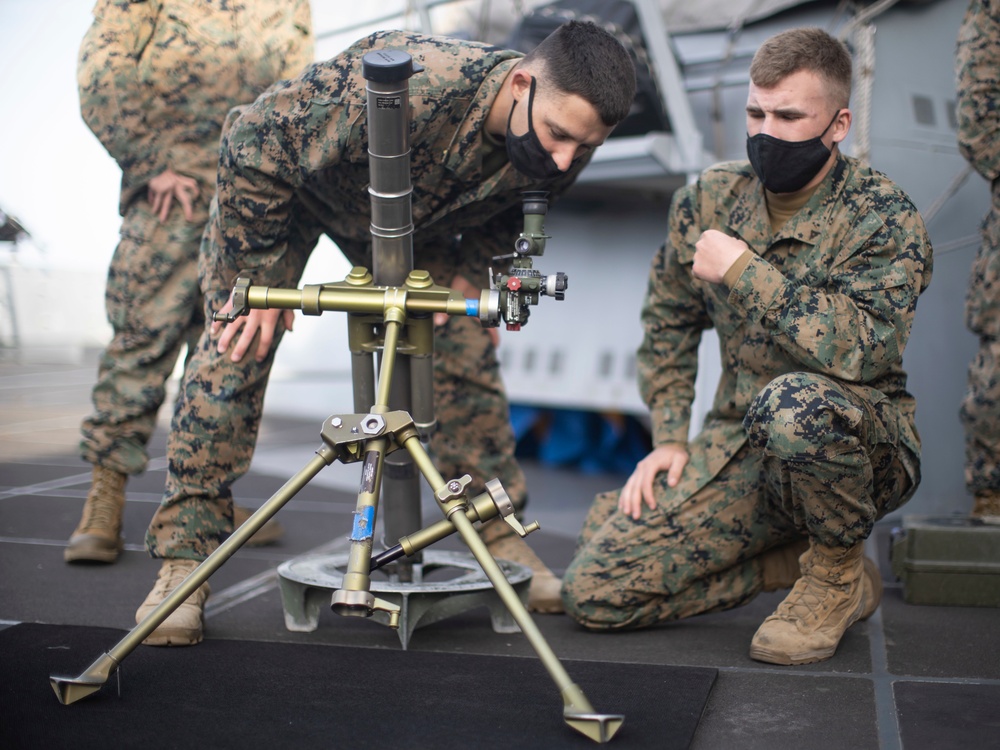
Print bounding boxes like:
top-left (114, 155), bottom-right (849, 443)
top-left (562, 372), bottom-right (917, 631)
top-left (961, 215), bottom-right (1000, 494)
top-left (80, 196), bottom-right (208, 475)
top-left (145, 289), bottom-right (524, 559)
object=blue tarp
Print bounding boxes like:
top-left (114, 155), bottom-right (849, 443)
top-left (510, 405), bottom-right (651, 475)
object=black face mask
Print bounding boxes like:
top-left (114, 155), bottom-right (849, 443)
top-left (506, 77), bottom-right (562, 181)
top-left (746, 112), bottom-right (840, 193)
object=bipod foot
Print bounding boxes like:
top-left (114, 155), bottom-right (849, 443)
top-left (50, 652), bottom-right (119, 705)
top-left (561, 683), bottom-right (624, 743)
top-left (564, 711), bottom-right (625, 744)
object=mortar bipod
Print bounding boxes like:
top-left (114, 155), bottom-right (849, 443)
top-left (51, 44), bottom-right (619, 743)
top-left (48, 281), bottom-right (623, 742)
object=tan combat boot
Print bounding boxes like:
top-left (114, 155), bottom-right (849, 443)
top-left (759, 538), bottom-right (809, 591)
top-left (136, 559), bottom-right (210, 646)
top-left (480, 519), bottom-right (564, 614)
top-left (233, 504), bottom-right (285, 546)
top-left (749, 542), bottom-right (882, 665)
top-left (64, 466), bottom-right (127, 563)
top-left (971, 490), bottom-right (1000, 524)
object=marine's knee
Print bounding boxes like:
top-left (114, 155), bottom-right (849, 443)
top-left (560, 552), bottom-right (663, 631)
top-left (560, 576), bottom-right (634, 631)
top-left (744, 372), bottom-right (859, 460)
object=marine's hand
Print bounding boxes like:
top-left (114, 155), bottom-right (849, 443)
top-left (147, 168), bottom-right (200, 223)
top-left (618, 443), bottom-right (689, 520)
top-left (211, 295), bottom-right (294, 363)
top-left (693, 229), bottom-right (747, 284)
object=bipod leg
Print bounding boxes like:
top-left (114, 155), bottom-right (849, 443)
top-left (330, 309), bottom-right (405, 623)
top-left (403, 437), bottom-right (624, 743)
top-left (368, 491), bottom-right (502, 571)
top-left (50, 446), bottom-right (338, 705)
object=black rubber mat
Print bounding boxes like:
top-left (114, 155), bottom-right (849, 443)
top-left (2, 623), bottom-right (716, 749)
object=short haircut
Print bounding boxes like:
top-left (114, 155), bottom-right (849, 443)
top-left (749, 27), bottom-right (853, 109)
top-left (520, 20), bottom-right (636, 127)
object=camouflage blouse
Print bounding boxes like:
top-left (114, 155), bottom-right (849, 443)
top-left (637, 155), bottom-right (933, 477)
top-left (202, 30), bottom-right (587, 295)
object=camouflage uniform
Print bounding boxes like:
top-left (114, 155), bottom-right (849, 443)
top-left (957, 0), bottom-right (1000, 496)
top-left (78, 0), bottom-right (313, 476)
top-left (563, 154), bottom-right (933, 629)
top-left (146, 31), bottom-right (588, 558)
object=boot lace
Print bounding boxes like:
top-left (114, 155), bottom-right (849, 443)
top-left (774, 574), bottom-right (846, 627)
top-left (153, 560), bottom-right (199, 598)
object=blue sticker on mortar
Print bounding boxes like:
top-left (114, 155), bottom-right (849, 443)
top-left (351, 506), bottom-right (375, 541)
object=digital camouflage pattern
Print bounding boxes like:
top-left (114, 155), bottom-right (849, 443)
top-left (78, 0), bottom-right (313, 476)
top-left (562, 154), bottom-right (933, 629)
top-left (147, 31), bottom-right (587, 558)
top-left (78, 0), bottom-right (314, 213)
top-left (200, 30), bottom-right (583, 295)
top-left (957, 0), bottom-right (1000, 494)
top-left (81, 198), bottom-right (209, 476)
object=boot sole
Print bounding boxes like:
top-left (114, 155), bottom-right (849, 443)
top-left (64, 542), bottom-right (122, 564)
top-left (749, 643), bottom-right (837, 665)
top-left (750, 599), bottom-right (869, 666)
